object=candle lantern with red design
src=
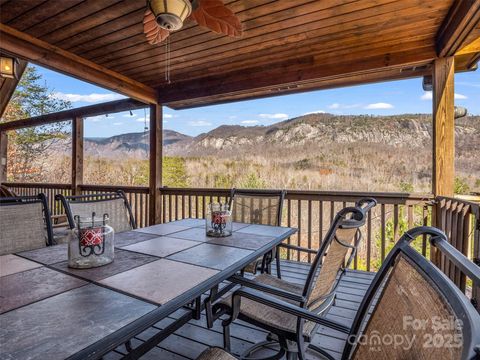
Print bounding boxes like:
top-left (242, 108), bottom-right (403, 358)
top-left (68, 212), bottom-right (114, 268)
top-left (206, 202), bottom-right (232, 237)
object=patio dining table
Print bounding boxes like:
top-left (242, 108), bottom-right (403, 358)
top-left (0, 219), bottom-right (296, 360)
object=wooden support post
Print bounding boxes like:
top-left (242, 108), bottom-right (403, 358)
top-left (432, 57), bottom-right (455, 197)
top-left (0, 131), bottom-right (7, 183)
top-left (71, 117), bottom-right (84, 195)
top-left (149, 104), bottom-right (163, 225)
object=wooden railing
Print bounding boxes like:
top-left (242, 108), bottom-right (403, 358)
top-left (435, 197), bottom-right (480, 309)
top-left (3, 182), bottom-right (478, 308)
top-left (157, 187), bottom-right (434, 271)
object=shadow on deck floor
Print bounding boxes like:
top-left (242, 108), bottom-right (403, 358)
top-left (106, 261), bottom-right (375, 360)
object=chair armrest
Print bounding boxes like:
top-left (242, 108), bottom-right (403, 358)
top-left (229, 274), bottom-right (305, 303)
top-left (279, 243), bottom-right (317, 254)
top-left (226, 287), bottom-right (350, 334)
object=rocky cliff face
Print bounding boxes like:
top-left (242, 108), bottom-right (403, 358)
top-left (80, 113), bottom-right (480, 158)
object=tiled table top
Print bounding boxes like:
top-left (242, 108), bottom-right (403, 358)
top-left (168, 243), bottom-right (253, 270)
top-left (121, 236), bottom-right (200, 257)
top-left (51, 249), bottom-right (158, 281)
top-left (0, 254), bottom-right (43, 277)
top-left (0, 267), bottom-right (87, 314)
top-left (1, 219), bottom-right (296, 360)
top-left (99, 259), bottom-right (219, 305)
top-left (0, 284), bottom-right (156, 360)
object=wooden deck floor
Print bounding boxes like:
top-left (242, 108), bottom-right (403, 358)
top-left (105, 261), bottom-right (375, 360)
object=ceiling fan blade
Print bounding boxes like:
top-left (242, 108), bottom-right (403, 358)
top-left (143, 9), bottom-right (170, 44)
top-left (190, 0), bottom-right (242, 37)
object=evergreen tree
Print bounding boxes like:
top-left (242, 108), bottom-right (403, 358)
top-left (1, 66), bottom-right (71, 181)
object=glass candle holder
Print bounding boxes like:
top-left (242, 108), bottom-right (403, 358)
top-left (206, 202), bottom-right (232, 237)
top-left (68, 212), bottom-right (114, 269)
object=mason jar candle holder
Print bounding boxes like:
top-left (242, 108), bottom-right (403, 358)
top-left (206, 202), bottom-right (232, 237)
top-left (68, 212), bottom-right (114, 269)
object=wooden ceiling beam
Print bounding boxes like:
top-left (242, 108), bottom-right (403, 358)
top-left (0, 59), bottom-right (27, 119)
top-left (0, 24), bottom-right (157, 104)
top-left (159, 46), bottom-right (435, 106)
top-left (436, 0), bottom-right (480, 57)
top-left (0, 98), bottom-right (147, 132)
top-left (168, 65), bottom-right (432, 109)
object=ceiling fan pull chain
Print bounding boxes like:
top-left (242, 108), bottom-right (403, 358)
top-left (165, 36), bottom-right (171, 84)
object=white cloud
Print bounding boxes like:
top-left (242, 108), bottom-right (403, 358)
top-left (303, 110), bottom-right (326, 115)
top-left (421, 91), bottom-right (468, 100)
top-left (188, 120), bottom-right (212, 127)
top-left (52, 92), bottom-right (125, 103)
top-left (241, 120), bottom-right (259, 125)
top-left (136, 117), bottom-right (147, 123)
top-left (123, 113), bottom-right (137, 118)
top-left (364, 102), bottom-right (394, 109)
top-left (258, 113), bottom-right (289, 120)
top-left (229, 115), bottom-right (237, 119)
top-left (113, 122), bottom-right (123, 126)
top-left (328, 103), bottom-right (360, 109)
top-left (164, 113), bottom-right (173, 119)
top-left (87, 115), bottom-right (108, 122)
top-left (421, 91), bottom-right (433, 100)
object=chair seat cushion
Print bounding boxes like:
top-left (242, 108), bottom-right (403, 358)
top-left (220, 274), bottom-right (317, 337)
top-left (196, 347), bottom-right (237, 360)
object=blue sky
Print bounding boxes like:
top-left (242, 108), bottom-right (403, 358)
top-left (35, 65), bottom-right (479, 138)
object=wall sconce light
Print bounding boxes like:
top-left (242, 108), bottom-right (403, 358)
top-left (0, 56), bottom-right (18, 79)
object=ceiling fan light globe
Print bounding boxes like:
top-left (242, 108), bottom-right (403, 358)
top-left (149, 0), bottom-right (192, 31)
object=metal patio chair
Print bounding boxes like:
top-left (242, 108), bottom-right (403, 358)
top-left (0, 193), bottom-right (53, 255)
top-left (229, 189), bottom-right (286, 277)
top-left (213, 198), bottom-right (376, 359)
top-left (218, 226), bottom-right (480, 360)
top-left (56, 190), bottom-right (136, 232)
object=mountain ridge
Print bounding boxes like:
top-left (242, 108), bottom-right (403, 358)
top-left (82, 113), bottom-right (480, 158)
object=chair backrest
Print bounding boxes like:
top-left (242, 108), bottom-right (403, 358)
top-left (0, 185), bottom-right (17, 197)
top-left (302, 198), bottom-right (377, 314)
top-left (345, 227), bottom-right (480, 360)
top-left (56, 191), bottom-right (136, 233)
top-left (0, 194), bottom-right (53, 255)
top-left (229, 189), bottom-right (285, 226)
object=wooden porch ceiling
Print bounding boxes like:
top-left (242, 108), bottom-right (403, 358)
top-left (0, 0), bottom-right (479, 109)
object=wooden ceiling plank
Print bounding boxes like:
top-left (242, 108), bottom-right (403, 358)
top-left (138, 25), bottom-right (438, 85)
top-left (436, 0), bottom-right (480, 56)
top-left (24, 0), bottom-right (120, 38)
top-left (130, 13), bottom-right (442, 82)
top-left (157, 45), bottom-right (435, 103)
top-left (67, 0), bottom-right (263, 54)
top-left (0, 24), bottom-right (157, 104)
top-left (95, 0), bottom-right (422, 72)
top-left (123, 5), bottom-right (445, 81)
top-left (0, 0), bottom-right (47, 24)
top-left (0, 59), bottom-right (27, 119)
top-left (42, 0), bottom-right (141, 44)
top-left (82, 0), bottom-right (319, 61)
top-left (7, 0), bottom-right (84, 31)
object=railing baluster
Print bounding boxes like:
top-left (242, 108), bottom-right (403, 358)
top-left (307, 200), bottom-right (312, 263)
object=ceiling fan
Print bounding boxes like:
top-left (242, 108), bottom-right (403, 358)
top-left (143, 0), bottom-right (243, 45)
